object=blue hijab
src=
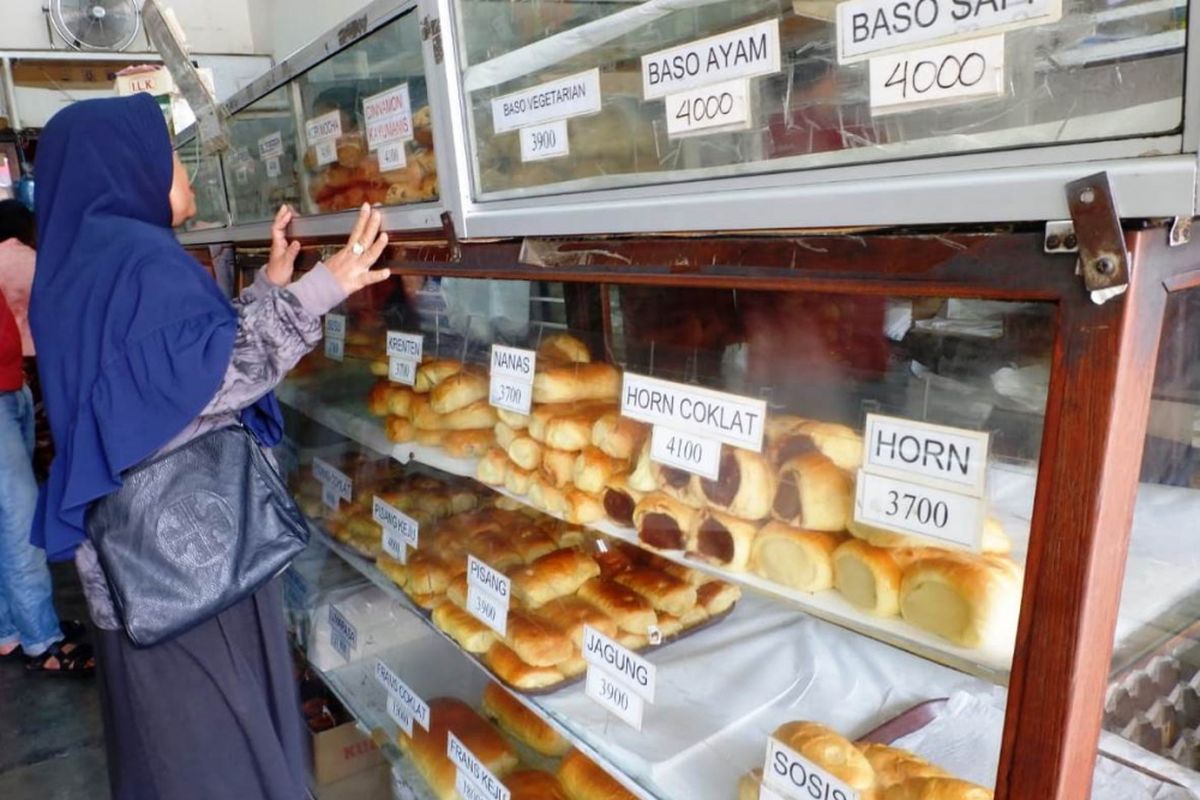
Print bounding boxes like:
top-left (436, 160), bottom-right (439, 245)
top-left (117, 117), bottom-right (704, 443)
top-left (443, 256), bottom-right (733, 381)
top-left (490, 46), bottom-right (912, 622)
top-left (30, 94), bottom-right (282, 561)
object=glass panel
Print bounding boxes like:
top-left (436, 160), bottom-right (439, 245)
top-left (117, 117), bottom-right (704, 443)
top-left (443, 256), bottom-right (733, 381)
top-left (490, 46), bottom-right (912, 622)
top-left (295, 13), bottom-right (438, 215)
top-left (454, 0), bottom-right (1188, 199)
top-left (222, 88), bottom-right (304, 225)
top-left (278, 270), bottom-right (1060, 799)
top-left (175, 136), bottom-right (229, 232)
top-left (1105, 287), bottom-right (1200, 798)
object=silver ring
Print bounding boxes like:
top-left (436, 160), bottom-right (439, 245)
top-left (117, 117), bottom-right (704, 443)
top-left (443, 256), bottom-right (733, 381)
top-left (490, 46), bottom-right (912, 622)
top-left (351, 242), bottom-right (366, 256)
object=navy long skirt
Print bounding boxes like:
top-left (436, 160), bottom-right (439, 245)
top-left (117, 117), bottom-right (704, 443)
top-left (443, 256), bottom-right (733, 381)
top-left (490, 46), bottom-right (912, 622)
top-left (95, 581), bottom-right (308, 800)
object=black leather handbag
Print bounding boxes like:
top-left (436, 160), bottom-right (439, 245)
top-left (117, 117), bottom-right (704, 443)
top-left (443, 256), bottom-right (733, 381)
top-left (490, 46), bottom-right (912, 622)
top-left (86, 425), bottom-right (310, 647)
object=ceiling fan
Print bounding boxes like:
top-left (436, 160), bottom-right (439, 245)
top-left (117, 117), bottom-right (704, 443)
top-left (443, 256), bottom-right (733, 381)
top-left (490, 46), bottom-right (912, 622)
top-left (45, 0), bottom-right (143, 52)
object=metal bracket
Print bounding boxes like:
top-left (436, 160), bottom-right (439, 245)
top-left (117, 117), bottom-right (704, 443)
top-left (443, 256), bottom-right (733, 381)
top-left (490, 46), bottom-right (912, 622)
top-left (421, 16), bottom-right (443, 64)
top-left (440, 211), bottom-right (462, 262)
top-left (1065, 172), bottom-right (1130, 298)
top-left (1043, 220), bottom-right (1078, 254)
top-left (1169, 216), bottom-right (1192, 247)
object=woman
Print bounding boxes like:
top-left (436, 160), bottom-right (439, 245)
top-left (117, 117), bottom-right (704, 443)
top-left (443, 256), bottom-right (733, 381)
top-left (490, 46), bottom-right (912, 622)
top-left (31, 94), bottom-right (389, 798)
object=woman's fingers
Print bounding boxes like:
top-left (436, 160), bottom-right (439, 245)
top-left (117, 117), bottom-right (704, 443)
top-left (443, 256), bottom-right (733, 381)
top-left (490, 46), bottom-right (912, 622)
top-left (361, 209), bottom-right (383, 250)
top-left (347, 203), bottom-right (371, 248)
top-left (365, 231), bottom-right (389, 263)
top-left (364, 267), bottom-right (392, 286)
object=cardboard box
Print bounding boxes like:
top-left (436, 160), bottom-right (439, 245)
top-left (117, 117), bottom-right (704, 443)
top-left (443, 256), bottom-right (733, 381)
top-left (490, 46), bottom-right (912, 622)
top-left (312, 762), bottom-right (392, 800)
top-left (312, 720), bottom-right (385, 786)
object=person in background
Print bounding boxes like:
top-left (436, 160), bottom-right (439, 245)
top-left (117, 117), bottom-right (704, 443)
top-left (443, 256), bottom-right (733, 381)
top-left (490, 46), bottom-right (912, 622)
top-left (31, 94), bottom-right (389, 799)
top-left (0, 199), bottom-right (36, 356)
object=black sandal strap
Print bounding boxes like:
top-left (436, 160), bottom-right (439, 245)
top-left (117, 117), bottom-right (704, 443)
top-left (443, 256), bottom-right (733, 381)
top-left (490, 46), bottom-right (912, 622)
top-left (26, 641), bottom-right (95, 676)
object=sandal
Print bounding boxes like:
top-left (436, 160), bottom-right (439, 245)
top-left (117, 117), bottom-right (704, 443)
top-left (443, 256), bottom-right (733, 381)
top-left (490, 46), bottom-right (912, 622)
top-left (25, 641), bottom-right (95, 678)
top-left (0, 644), bottom-right (22, 663)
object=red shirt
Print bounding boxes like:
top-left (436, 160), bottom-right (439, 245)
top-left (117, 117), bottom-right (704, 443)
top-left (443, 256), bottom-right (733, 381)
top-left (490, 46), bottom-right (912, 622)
top-left (0, 292), bottom-right (23, 391)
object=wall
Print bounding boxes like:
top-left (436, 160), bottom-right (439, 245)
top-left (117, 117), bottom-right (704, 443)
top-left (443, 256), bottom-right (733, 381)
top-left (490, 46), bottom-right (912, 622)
top-left (248, 0), bottom-right (374, 62)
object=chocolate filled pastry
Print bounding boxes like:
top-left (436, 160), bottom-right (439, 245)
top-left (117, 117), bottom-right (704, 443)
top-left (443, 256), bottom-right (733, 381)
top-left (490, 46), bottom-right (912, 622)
top-left (566, 489), bottom-right (605, 525)
top-left (627, 440), bottom-right (660, 493)
top-left (592, 412), bottom-right (650, 460)
top-left (539, 448), bottom-right (577, 489)
top-left (507, 436), bottom-right (544, 471)
top-left (899, 552), bottom-right (1022, 648)
top-left (485, 643), bottom-right (564, 690)
top-left (443, 428), bottom-right (494, 459)
top-left (536, 333), bottom-right (591, 365)
top-left (573, 447), bottom-right (626, 494)
top-left (577, 578), bottom-right (657, 634)
top-left (505, 465), bottom-right (535, 496)
top-left (768, 416), bottom-right (864, 473)
top-left (534, 596), bottom-right (618, 647)
top-left (497, 408), bottom-right (531, 430)
top-left (613, 568), bottom-right (698, 617)
top-left (557, 749), bottom-right (637, 800)
top-left (688, 509), bottom-right (758, 571)
top-left (509, 548), bottom-right (601, 607)
top-left (386, 415), bottom-right (416, 443)
top-left (772, 721), bottom-right (877, 796)
top-left (602, 474), bottom-right (643, 526)
top-left (503, 609), bottom-right (574, 667)
top-left (633, 493), bottom-right (699, 552)
top-left (414, 358), bottom-right (463, 393)
top-left (847, 514), bottom-right (1013, 556)
top-left (751, 522), bottom-right (844, 593)
top-left (652, 461), bottom-right (700, 507)
top-left (430, 369), bottom-right (490, 414)
top-left (533, 362), bottom-right (621, 404)
top-left (477, 448), bottom-right (510, 486)
top-left (772, 453), bottom-right (851, 531)
top-left (432, 602), bottom-right (497, 653)
top-left (545, 405), bottom-right (617, 452)
top-left (481, 683), bottom-right (570, 758)
top-left (494, 420), bottom-right (520, 450)
top-left (696, 447), bottom-right (776, 520)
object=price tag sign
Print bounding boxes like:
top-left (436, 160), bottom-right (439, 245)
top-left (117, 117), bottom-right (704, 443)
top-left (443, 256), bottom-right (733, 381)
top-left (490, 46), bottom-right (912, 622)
top-left (519, 119), bottom-right (569, 162)
top-left (389, 357), bottom-right (417, 386)
top-left (447, 733), bottom-right (512, 800)
top-left (466, 556), bottom-right (510, 637)
top-left (489, 345), bottom-right (536, 415)
top-left (305, 110), bottom-right (343, 145)
top-left (491, 69), bottom-right (602, 134)
top-left (329, 604), bottom-right (358, 661)
top-left (375, 659), bottom-right (431, 731)
top-left (664, 78), bottom-right (751, 138)
top-left (378, 140), bottom-right (407, 172)
top-left (363, 83), bottom-right (414, 150)
top-left (642, 19), bottom-right (781, 99)
top-left (315, 139), bottom-right (337, 167)
top-left (387, 693), bottom-right (414, 737)
top-left (313, 458), bottom-right (353, 501)
top-left (387, 331), bottom-right (424, 361)
top-left (324, 336), bottom-right (344, 361)
top-left (265, 156), bottom-right (282, 179)
top-left (650, 425), bottom-right (722, 480)
top-left (586, 665), bottom-right (646, 730)
top-left (582, 625), bottom-right (657, 701)
top-left (854, 471), bottom-right (986, 550)
top-left (325, 313), bottom-right (347, 339)
top-left (374, 496), bottom-right (419, 549)
top-left (258, 131), bottom-right (284, 160)
top-left (762, 737), bottom-right (860, 800)
top-left (321, 483), bottom-right (340, 511)
top-left (621, 373), bottom-right (767, 452)
top-left (870, 35), bottom-right (1005, 115)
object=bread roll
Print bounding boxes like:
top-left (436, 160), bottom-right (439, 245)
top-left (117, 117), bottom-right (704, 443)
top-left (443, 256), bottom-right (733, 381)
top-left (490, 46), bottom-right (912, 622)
top-left (414, 359), bottom-right (462, 393)
top-left (465, 533), bottom-right (525, 574)
top-left (367, 381), bottom-right (391, 416)
top-left (601, 475), bottom-right (643, 526)
top-left (634, 493), bottom-right (699, 552)
top-left (443, 428), bottom-right (494, 459)
top-left (416, 428), bottom-right (446, 447)
top-left (752, 523), bottom-right (843, 593)
top-left (768, 416), bottom-right (863, 472)
top-left (858, 743), bottom-right (950, 788)
top-left (402, 697), bottom-right (518, 800)
top-left (881, 777), bottom-right (994, 800)
top-left (481, 683), bottom-right (569, 757)
top-left (546, 405), bottom-right (616, 452)
top-left (512, 528), bottom-right (560, 563)
top-left (539, 448), bottom-right (577, 489)
top-left (537, 333), bottom-right (591, 365)
top-left (833, 539), bottom-right (920, 617)
top-left (386, 415), bottom-right (416, 443)
top-left (447, 488), bottom-right (480, 515)
top-left (689, 509), bottom-right (758, 571)
top-left (772, 721), bottom-right (876, 795)
top-left (411, 592), bottom-right (445, 611)
top-left (529, 402), bottom-right (589, 443)
top-left (613, 568), bottom-right (697, 617)
top-left (439, 399), bottom-right (499, 431)
top-left (528, 476), bottom-right (570, 517)
top-left (497, 408), bottom-right (530, 430)
top-left (432, 602), bottom-right (497, 653)
top-left (370, 358), bottom-right (389, 378)
top-left (445, 573), bottom-right (468, 609)
top-left (696, 447), bottom-right (777, 521)
top-left (696, 580), bottom-right (741, 616)
top-left (510, 548), bottom-right (601, 607)
top-left (552, 526), bottom-right (588, 549)
top-left (508, 436), bottom-right (544, 471)
top-left (533, 363), bottom-right (621, 404)
top-left (377, 553), bottom-right (408, 588)
top-left (534, 596), bottom-right (618, 647)
top-left (503, 609), bottom-right (574, 667)
top-left (577, 578), bottom-right (657, 634)
top-left (477, 448), bottom-right (509, 485)
top-left (566, 490), bottom-right (605, 525)
top-left (406, 551), bottom-right (454, 595)
top-left (899, 553), bottom-right (1022, 648)
top-left (772, 453), bottom-right (852, 531)
top-left (505, 465), bottom-right (535, 496)
top-left (627, 440), bottom-right (660, 493)
top-left (430, 370), bottom-right (489, 414)
top-left (494, 421), bottom-right (520, 449)
top-left (737, 769), bottom-right (763, 800)
top-left (506, 770), bottom-right (569, 800)
top-left (592, 412), bottom-right (650, 460)
top-left (557, 749), bottom-right (637, 800)
top-left (485, 643), bottom-right (564, 690)
top-left (573, 447), bottom-right (625, 494)
top-left (652, 461), bottom-right (700, 506)
top-left (847, 515), bottom-right (1013, 556)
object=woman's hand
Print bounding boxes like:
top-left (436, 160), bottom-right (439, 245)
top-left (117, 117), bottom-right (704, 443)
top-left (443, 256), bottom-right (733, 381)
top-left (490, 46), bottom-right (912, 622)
top-left (325, 204), bottom-right (391, 295)
top-left (266, 205), bottom-right (301, 286)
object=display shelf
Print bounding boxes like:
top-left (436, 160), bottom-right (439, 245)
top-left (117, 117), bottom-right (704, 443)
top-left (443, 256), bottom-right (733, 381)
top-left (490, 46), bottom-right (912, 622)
top-left (277, 377), bottom-right (1016, 683)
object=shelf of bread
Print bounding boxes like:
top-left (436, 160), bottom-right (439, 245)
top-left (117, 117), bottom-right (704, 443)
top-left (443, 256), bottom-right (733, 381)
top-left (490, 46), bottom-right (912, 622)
top-left (278, 338), bottom-right (1025, 683)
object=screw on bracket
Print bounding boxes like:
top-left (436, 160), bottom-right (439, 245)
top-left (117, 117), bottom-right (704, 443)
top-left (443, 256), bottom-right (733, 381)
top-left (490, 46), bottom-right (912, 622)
top-left (1065, 172), bottom-right (1129, 298)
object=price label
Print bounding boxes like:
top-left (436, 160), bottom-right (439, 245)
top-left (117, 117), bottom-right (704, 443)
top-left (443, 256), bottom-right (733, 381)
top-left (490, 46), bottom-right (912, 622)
top-left (622, 373), bottom-right (766, 452)
top-left (324, 314), bottom-right (347, 338)
top-left (854, 471), bottom-right (985, 550)
top-left (321, 483), bottom-right (340, 510)
top-left (313, 458), bottom-right (353, 501)
top-left (664, 78), bottom-right (751, 137)
top-left (582, 625), bottom-right (656, 702)
top-left (374, 496), bottom-right (419, 548)
top-left (763, 737), bottom-right (860, 800)
top-left (642, 19), bottom-right (782, 99)
top-left (324, 336), bottom-right (344, 361)
top-left (863, 414), bottom-right (989, 496)
top-left (490, 345), bottom-right (536, 380)
top-left (491, 69), bottom-right (602, 134)
top-left (870, 35), bottom-right (1005, 115)
top-left (258, 131), bottom-right (284, 160)
top-left (282, 568), bottom-right (310, 610)
top-left (387, 331), bottom-right (424, 360)
top-left (315, 139), bottom-right (338, 167)
top-left (389, 357), bottom-right (418, 386)
top-left (305, 110), bottom-right (342, 145)
top-left (387, 693), bottom-right (414, 736)
top-left (447, 733), bottom-right (512, 800)
top-left (466, 556), bottom-right (510, 637)
top-left (329, 604), bottom-right (357, 660)
top-left (378, 140), bottom-right (407, 172)
top-left (519, 119), bottom-right (569, 162)
top-left (234, 164), bottom-right (250, 185)
top-left (489, 374), bottom-right (533, 415)
top-left (265, 156), bottom-right (281, 179)
top-left (586, 665), bottom-right (645, 730)
top-left (456, 771), bottom-right (493, 800)
top-left (363, 83), bottom-right (413, 150)
top-left (650, 425), bottom-right (722, 480)
top-left (374, 659), bottom-right (431, 731)
top-left (330, 627), bottom-right (352, 660)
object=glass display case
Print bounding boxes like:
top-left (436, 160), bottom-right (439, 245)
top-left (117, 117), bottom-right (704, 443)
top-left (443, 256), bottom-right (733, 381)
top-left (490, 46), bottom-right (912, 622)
top-left (246, 218), bottom-right (1200, 800)
top-left (222, 88), bottom-right (304, 224)
top-left (175, 134), bottom-right (230, 232)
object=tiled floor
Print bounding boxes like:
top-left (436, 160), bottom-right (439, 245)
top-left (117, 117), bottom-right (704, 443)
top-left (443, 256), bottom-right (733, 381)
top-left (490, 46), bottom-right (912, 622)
top-left (0, 562), bottom-right (109, 800)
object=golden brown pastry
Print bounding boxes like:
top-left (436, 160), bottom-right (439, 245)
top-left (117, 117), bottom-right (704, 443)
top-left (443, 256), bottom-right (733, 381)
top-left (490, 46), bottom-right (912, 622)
top-left (767, 416), bottom-right (864, 472)
top-left (695, 447), bottom-right (777, 521)
top-left (512, 527), bottom-right (560, 563)
top-left (377, 553), bottom-right (408, 588)
top-left (751, 523), bottom-right (844, 593)
top-left (552, 526), bottom-right (589, 549)
top-left (445, 573), bottom-right (468, 608)
top-left (528, 476), bottom-right (570, 517)
top-left (432, 602), bottom-right (497, 654)
top-left (529, 403), bottom-right (582, 443)
top-left (443, 428), bottom-right (494, 459)
top-left (402, 697), bottom-right (518, 800)
top-left (613, 568), bottom-right (697, 617)
top-left (537, 333), bottom-right (591, 365)
top-left (534, 596), bottom-right (618, 648)
top-left (626, 440), bottom-right (660, 494)
top-left (772, 453), bottom-right (852, 531)
top-left (566, 489), bottom-right (605, 525)
top-left (634, 493), bottom-right (700, 552)
top-left (477, 448), bottom-right (510, 486)
top-left (545, 405), bottom-right (617, 452)
top-left (485, 643), bottom-right (564, 690)
top-left (652, 460), bottom-right (700, 506)
top-left (416, 428), bottom-right (446, 447)
top-left (538, 448), bottom-right (577, 490)
top-left (533, 362), bottom-right (621, 404)
top-left (507, 436), bottom-right (543, 471)
top-left (899, 553), bottom-right (1022, 648)
top-left (833, 539), bottom-right (922, 617)
top-left (591, 412), bottom-right (650, 460)
top-left (696, 580), bottom-right (741, 616)
top-left (481, 683), bottom-right (570, 757)
top-left (406, 551), bottom-right (454, 595)
top-left (367, 381), bottom-right (391, 416)
top-left (737, 769), bottom-right (763, 800)
top-left (557, 749), bottom-right (637, 800)
top-left (688, 509), bottom-right (758, 571)
top-left (464, 533), bottom-right (525, 574)
top-left (601, 474), bottom-right (643, 527)
top-left (847, 515), bottom-right (1013, 556)
top-left (494, 420), bottom-right (520, 450)
top-left (577, 578), bottom-right (657, 634)
top-left (386, 415), bottom-right (416, 443)
top-left (881, 777), bottom-right (994, 800)
top-left (506, 770), bottom-right (569, 800)
top-left (510, 548), bottom-right (601, 607)
top-left (503, 609), bottom-right (574, 667)
top-left (441, 399), bottom-right (500, 431)
top-left (430, 370), bottom-right (489, 414)
top-left (573, 447), bottom-right (625, 494)
top-left (497, 408), bottom-right (531, 430)
top-left (505, 464), bottom-right (535, 496)
top-left (414, 359), bottom-right (463, 394)
top-left (772, 721), bottom-right (876, 796)
top-left (858, 743), bottom-right (950, 788)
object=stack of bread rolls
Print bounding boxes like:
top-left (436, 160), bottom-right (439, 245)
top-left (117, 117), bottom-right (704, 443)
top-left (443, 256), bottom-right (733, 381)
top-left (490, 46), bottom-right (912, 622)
top-left (737, 720), bottom-right (993, 800)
